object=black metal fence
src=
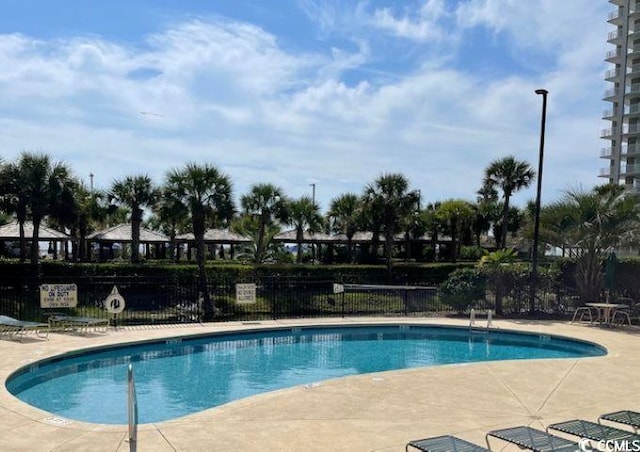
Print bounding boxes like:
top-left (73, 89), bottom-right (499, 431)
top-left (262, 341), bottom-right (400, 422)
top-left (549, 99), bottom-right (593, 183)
top-left (0, 275), bottom-right (574, 325)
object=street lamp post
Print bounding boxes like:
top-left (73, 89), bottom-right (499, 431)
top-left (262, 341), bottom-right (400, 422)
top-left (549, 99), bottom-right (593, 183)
top-left (310, 183), bottom-right (316, 205)
top-left (530, 88), bottom-right (548, 313)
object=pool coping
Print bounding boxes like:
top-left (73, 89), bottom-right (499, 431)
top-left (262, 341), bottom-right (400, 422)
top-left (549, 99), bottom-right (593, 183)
top-left (0, 317), bottom-right (638, 451)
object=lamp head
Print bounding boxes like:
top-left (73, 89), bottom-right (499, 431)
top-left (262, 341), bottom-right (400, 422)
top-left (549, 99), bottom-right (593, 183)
top-left (535, 89), bottom-right (548, 95)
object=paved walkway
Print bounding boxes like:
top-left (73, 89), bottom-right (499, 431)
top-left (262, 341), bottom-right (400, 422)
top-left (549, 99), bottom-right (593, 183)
top-left (0, 317), bottom-right (638, 452)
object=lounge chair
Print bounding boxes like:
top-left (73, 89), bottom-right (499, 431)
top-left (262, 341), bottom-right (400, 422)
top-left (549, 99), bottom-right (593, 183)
top-left (548, 419), bottom-right (640, 442)
top-left (0, 315), bottom-right (49, 340)
top-left (47, 313), bottom-right (110, 334)
top-left (599, 410), bottom-right (640, 432)
top-left (486, 426), bottom-right (579, 452)
top-left (406, 435), bottom-right (489, 452)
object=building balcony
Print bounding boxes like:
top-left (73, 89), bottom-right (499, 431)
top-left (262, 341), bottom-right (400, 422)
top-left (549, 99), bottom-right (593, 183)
top-left (603, 108), bottom-right (616, 119)
top-left (599, 167), bottom-right (612, 177)
top-left (627, 123), bottom-right (640, 135)
top-left (608, 30), bottom-right (623, 43)
top-left (626, 83), bottom-right (640, 97)
top-left (623, 143), bottom-right (640, 157)
top-left (606, 49), bottom-right (623, 62)
top-left (625, 104), bottom-right (640, 117)
top-left (601, 128), bottom-right (617, 138)
top-left (621, 163), bottom-right (640, 176)
top-left (605, 68), bottom-right (620, 81)
top-left (604, 88), bottom-right (619, 100)
top-left (628, 63), bottom-right (640, 77)
top-left (601, 147), bottom-right (614, 158)
top-left (628, 46), bottom-right (640, 58)
top-left (608, 11), bottom-right (622, 24)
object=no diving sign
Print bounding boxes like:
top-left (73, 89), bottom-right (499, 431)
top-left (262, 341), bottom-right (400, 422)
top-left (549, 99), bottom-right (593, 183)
top-left (104, 286), bottom-right (126, 314)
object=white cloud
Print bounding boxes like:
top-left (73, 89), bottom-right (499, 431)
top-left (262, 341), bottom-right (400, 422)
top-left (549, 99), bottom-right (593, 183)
top-left (0, 1), bottom-right (614, 211)
top-left (370, 0), bottom-right (449, 42)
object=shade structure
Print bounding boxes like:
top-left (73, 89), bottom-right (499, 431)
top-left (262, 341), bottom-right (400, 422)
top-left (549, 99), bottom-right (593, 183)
top-left (176, 229), bottom-right (251, 244)
top-left (0, 220), bottom-right (72, 241)
top-left (88, 224), bottom-right (169, 243)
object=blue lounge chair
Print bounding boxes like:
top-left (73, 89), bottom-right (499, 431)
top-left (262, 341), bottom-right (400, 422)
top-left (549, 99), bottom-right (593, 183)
top-left (486, 426), bottom-right (579, 452)
top-left (0, 315), bottom-right (49, 340)
top-left (548, 419), bottom-right (640, 442)
top-left (406, 435), bottom-right (488, 452)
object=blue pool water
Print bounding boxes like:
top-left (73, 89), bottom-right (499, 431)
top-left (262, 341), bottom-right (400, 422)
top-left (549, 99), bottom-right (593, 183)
top-left (6, 325), bottom-right (605, 424)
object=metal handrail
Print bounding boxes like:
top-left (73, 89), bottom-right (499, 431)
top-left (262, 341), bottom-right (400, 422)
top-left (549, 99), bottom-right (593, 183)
top-left (127, 364), bottom-right (138, 451)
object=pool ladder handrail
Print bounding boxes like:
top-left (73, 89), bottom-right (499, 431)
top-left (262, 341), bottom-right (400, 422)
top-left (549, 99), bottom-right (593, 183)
top-left (127, 364), bottom-right (138, 451)
top-left (469, 308), bottom-right (493, 330)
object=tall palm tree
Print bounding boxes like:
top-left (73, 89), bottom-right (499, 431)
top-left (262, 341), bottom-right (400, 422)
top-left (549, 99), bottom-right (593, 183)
top-left (0, 153), bottom-right (77, 266)
top-left (436, 199), bottom-right (474, 263)
top-left (165, 163), bottom-right (234, 316)
top-left (483, 156), bottom-right (535, 249)
top-left (327, 193), bottom-right (360, 263)
top-left (240, 183), bottom-right (288, 263)
top-left (362, 173), bottom-right (419, 273)
top-left (109, 175), bottom-right (159, 263)
top-left (541, 184), bottom-right (640, 301)
top-left (286, 196), bottom-right (323, 263)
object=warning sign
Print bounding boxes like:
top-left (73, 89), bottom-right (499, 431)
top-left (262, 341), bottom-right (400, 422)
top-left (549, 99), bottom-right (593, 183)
top-left (236, 283), bottom-right (257, 305)
top-left (40, 284), bottom-right (78, 308)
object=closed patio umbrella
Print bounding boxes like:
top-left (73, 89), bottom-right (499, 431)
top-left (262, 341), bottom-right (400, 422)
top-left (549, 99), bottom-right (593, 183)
top-left (604, 251), bottom-right (617, 301)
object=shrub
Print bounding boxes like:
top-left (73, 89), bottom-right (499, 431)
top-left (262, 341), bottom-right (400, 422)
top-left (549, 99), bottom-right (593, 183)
top-left (440, 268), bottom-right (486, 313)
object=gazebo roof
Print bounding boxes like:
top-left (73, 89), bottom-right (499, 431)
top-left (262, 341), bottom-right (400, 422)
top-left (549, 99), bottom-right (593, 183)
top-left (176, 229), bottom-right (251, 243)
top-left (0, 220), bottom-right (72, 241)
top-left (88, 224), bottom-right (169, 243)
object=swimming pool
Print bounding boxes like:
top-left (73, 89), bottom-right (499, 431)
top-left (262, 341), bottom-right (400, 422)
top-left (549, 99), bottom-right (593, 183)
top-left (6, 324), bottom-right (605, 425)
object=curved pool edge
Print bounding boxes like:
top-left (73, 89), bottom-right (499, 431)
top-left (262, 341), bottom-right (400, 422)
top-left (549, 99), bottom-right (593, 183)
top-left (0, 317), bottom-right (636, 451)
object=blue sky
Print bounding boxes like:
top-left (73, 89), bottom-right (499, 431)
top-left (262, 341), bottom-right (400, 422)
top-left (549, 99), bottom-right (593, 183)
top-left (0, 0), bottom-right (610, 212)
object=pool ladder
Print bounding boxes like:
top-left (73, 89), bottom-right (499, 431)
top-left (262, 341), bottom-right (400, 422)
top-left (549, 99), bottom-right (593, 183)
top-left (127, 364), bottom-right (138, 451)
top-left (469, 309), bottom-right (493, 330)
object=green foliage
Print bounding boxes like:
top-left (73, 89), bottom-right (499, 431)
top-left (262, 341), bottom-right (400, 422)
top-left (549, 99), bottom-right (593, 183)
top-left (459, 246), bottom-right (486, 261)
top-left (440, 268), bottom-right (486, 313)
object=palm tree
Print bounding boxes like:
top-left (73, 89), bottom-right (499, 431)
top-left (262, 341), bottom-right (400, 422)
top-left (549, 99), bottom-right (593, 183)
top-left (0, 153), bottom-right (78, 266)
top-left (436, 199), bottom-right (474, 263)
top-left (327, 193), bottom-right (360, 263)
top-left (71, 184), bottom-right (108, 261)
top-left (240, 184), bottom-right (288, 263)
top-left (362, 173), bottom-right (419, 273)
top-left (286, 196), bottom-right (323, 263)
top-left (483, 156), bottom-right (535, 249)
top-left (165, 163), bottom-right (234, 316)
top-left (541, 184), bottom-right (640, 301)
top-left (151, 186), bottom-right (190, 262)
top-left (478, 248), bottom-right (518, 315)
top-left (109, 175), bottom-right (159, 263)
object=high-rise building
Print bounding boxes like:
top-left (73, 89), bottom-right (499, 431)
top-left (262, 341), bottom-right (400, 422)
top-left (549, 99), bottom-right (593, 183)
top-left (603, 0), bottom-right (640, 189)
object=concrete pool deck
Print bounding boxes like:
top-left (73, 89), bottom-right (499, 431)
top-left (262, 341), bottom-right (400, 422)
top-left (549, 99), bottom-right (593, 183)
top-left (0, 317), bottom-right (638, 452)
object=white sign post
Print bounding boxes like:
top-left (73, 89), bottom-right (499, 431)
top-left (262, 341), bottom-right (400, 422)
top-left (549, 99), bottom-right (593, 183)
top-left (236, 283), bottom-right (257, 305)
top-left (40, 284), bottom-right (78, 308)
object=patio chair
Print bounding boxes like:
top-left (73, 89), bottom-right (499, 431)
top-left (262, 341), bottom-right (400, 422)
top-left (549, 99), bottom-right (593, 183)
top-left (0, 315), bottom-right (49, 341)
top-left (610, 303), bottom-right (640, 327)
top-left (599, 410), bottom-right (640, 433)
top-left (47, 313), bottom-right (110, 334)
top-left (547, 419), bottom-right (640, 442)
top-left (486, 426), bottom-right (579, 452)
top-left (569, 297), bottom-right (598, 324)
top-left (406, 435), bottom-right (489, 452)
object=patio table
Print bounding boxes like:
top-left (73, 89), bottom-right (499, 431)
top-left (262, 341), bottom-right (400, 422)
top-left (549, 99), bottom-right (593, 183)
top-left (585, 303), bottom-right (628, 326)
